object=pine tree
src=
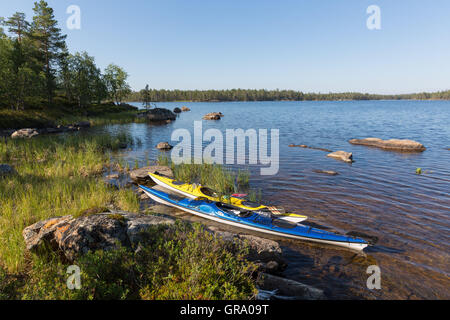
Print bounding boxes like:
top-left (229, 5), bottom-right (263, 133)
top-left (141, 84), bottom-right (151, 110)
top-left (30, 0), bottom-right (66, 104)
top-left (0, 17), bottom-right (5, 37)
top-left (4, 12), bottom-right (30, 43)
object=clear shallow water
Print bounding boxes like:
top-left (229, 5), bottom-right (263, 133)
top-left (93, 100), bottom-right (449, 299)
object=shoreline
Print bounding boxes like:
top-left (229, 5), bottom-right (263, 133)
top-left (0, 103), bottom-right (142, 131)
top-left (126, 98), bottom-right (450, 103)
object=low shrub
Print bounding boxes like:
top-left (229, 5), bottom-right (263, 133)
top-left (17, 222), bottom-right (257, 300)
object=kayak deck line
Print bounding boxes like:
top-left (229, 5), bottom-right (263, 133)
top-left (139, 185), bottom-right (369, 251)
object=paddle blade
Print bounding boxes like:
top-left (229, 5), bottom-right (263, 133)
top-left (232, 193), bottom-right (248, 198)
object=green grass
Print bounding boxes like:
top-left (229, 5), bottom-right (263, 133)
top-left (0, 133), bottom-right (139, 272)
top-left (157, 154), bottom-right (251, 196)
top-left (2, 222), bottom-right (257, 300)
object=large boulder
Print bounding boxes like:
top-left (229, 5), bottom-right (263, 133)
top-left (23, 211), bottom-right (288, 272)
top-left (208, 228), bottom-right (286, 272)
top-left (0, 164), bottom-right (15, 178)
top-left (129, 165), bottom-right (173, 183)
top-left (326, 151), bottom-right (353, 163)
top-left (203, 112), bottom-right (223, 120)
top-left (145, 108), bottom-right (176, 122)
top-left (22, 212), bottom-right (175, 261)
top-left (349, 137), bottom-right (426, 152)
top-left (11, 128), bottom-right (39, 139)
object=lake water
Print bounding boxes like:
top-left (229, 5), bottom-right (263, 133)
top-left (93, 100), bottom-right (450, 299)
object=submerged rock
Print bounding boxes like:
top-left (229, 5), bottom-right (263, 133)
top-left (257, 273), bottom-right (325, 300)
top-left (289, 144), bottom-right (308, 148)
top-left (288, 144), bottom-right (332, 152)
top-left (156, 142), bottom-right (173, 150)
top-left (203, 112), bottom-right (223, 120)
top-left (349, 138), bottom-right (426, 152)
top-left (105, 173), bottom-right (120, 180)
top-left (326, 151), bottom-right (353, 163)
top-left (0, 164), bottom-right (15, 177)
top-left (11, 128), bottom-right (39, 139)
top-left (129, 165), bottom-right (173, 183)
top-left (42, 127), bottom-right (64, 134)
top-left (313, 169), bottom-right (339, 176)
top-left (75, 121), bottom-right (91, 128)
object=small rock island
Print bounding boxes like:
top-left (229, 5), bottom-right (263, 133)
top-left (349, 138), bottom-right (426, 152)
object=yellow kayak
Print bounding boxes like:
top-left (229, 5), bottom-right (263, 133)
top-left (148, 172), bottom-right (308, 223)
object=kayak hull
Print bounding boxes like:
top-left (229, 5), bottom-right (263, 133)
top-left (140, 185), bottom-right (368, 251)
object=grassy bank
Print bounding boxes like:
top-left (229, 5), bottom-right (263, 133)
top-left (0, 101), bottom-right (142, 130)
top-left (0, 134), bottom-right (258, 300)
top-left (0, 133), bottom-right (140, 272)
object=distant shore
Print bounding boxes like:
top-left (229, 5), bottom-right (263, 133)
top-left (126, 98), bottom-right (450, 103)
top-left (125, 88), bottom-right (450, 102)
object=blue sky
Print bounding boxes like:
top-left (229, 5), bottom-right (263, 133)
top-left (2, 0), bottom-right (449, 93)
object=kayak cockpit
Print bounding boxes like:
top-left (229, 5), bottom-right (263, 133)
top-left (215, 202), bottom-right (253, 218)
top-left (199, 187), bottom-right (220, 198)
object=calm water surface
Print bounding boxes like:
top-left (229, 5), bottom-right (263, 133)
top-left (92, 101), bottom-right (449, 299)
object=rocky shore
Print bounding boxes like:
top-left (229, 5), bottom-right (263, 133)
top-left (20, 163), bottom-right (326, 300)
top-left (1, 121), bottom-right (92, 139)
top-left (1, 107), bottom-right (181, 139)
top-left (23, 209), bottom-right (324, 300)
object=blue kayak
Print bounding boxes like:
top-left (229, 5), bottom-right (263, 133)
top-left (139, 185), bottom-right (368, 251)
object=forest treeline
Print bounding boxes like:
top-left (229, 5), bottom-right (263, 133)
top-left (127, 88), bottom-right (450, 102)
top-left (0, 1), bottom-right (131, 111)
